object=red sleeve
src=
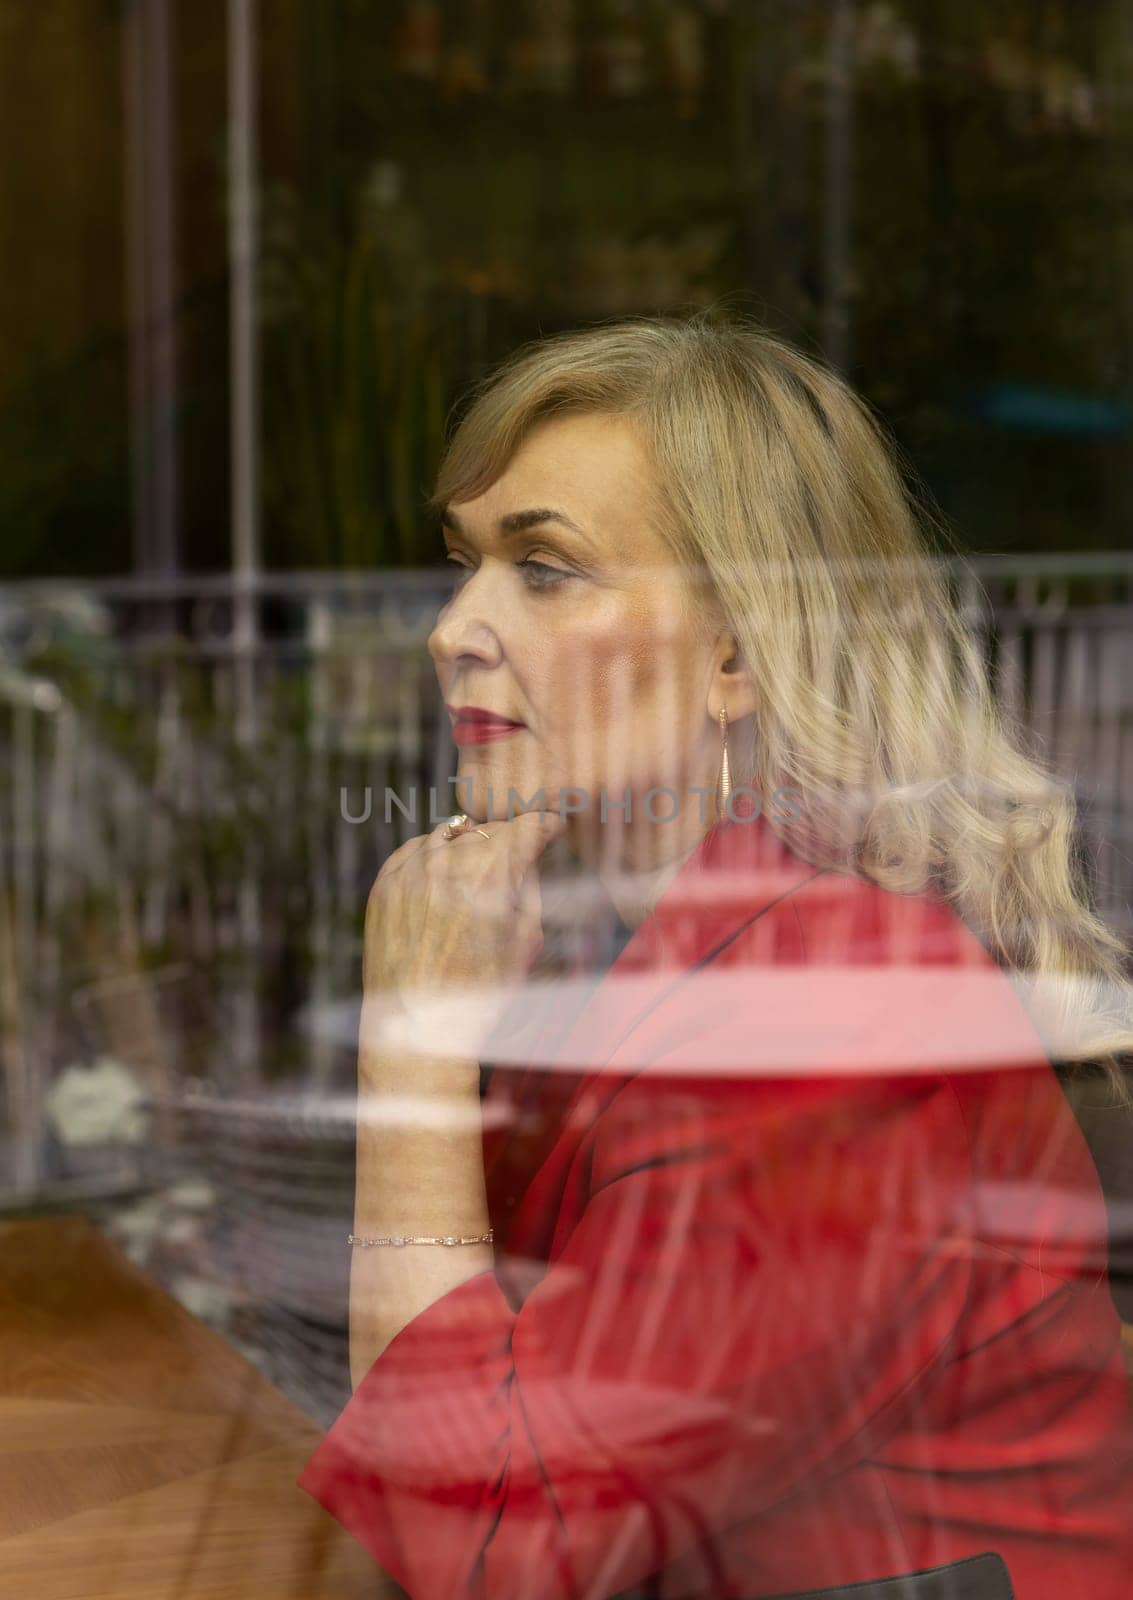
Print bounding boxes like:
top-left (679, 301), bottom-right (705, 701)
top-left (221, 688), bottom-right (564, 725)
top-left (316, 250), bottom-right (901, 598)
top-left (297, 1057), bottom-right (974, 1600)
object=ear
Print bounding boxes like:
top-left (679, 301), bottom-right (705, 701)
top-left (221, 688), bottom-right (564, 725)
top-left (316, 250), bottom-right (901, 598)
top-left (708, 632), bottom-right (759, 724)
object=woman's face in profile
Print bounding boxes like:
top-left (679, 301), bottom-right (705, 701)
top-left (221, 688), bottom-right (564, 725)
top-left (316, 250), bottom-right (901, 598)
top-left (428, 412), bottom-right (724, 845)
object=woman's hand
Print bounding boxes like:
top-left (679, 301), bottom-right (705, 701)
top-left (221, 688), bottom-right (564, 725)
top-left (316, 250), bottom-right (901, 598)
top-left (361, 810), bottom-right (569, 1063)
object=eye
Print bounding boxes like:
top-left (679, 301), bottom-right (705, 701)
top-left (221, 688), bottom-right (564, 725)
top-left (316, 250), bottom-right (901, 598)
top-left (443, 554), bottom-right (571, 593)
top-left (519, 558), bottom-right (570, 592)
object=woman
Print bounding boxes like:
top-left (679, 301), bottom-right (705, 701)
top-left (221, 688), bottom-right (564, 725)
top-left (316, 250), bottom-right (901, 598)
top-left (298, 312), bottom-right (1133, 1599)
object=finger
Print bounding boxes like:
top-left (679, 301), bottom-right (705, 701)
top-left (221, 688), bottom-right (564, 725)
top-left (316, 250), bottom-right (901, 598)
top-left (421, 815), bottom-right (479, 850)
top-left (373, 833), bottom-right (430, 880)
top-left (422, 809), bottom-right (561, 861)
top-left (422, 824), bottom-right (499, 861)
top-left (514, 864), bottom-right (544, 923)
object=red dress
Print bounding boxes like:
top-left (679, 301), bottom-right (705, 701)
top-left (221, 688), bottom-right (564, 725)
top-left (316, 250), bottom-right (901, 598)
top-left (298, 800), bottom-right (1133, 1599)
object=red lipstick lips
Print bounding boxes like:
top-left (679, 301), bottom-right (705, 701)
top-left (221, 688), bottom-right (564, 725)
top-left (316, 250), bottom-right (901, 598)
top-left (448, 704), bottom-right (525, 746)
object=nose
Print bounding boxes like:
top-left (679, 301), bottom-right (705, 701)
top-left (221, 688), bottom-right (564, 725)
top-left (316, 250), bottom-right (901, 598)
top-left (427, 566), bottom-right (505, 671)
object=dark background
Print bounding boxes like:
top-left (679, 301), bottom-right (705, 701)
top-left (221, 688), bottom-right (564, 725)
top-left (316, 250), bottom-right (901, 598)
top-left (2, 0), bottom-right (1131, 581)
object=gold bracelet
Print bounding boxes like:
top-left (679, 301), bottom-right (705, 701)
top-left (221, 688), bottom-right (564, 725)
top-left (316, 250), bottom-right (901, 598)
top-left (347, 1228), bottom-right (494, 1248)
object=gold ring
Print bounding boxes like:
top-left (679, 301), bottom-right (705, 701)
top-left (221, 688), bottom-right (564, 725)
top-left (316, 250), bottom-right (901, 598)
top-left (441, 813), bottom-right (491, 842)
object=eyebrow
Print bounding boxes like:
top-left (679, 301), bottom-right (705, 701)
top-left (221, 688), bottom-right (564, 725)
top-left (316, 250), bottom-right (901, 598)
top-left (441, 505), bottom-right (589, 541)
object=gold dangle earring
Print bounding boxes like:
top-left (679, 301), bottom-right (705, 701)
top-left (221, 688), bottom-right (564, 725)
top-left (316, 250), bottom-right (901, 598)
top-left (717, 707), bottom-right (732, 822)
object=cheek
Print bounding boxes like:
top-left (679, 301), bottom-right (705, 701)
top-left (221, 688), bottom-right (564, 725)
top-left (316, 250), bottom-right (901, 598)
top-left (546, 605), bottom-right (693, 738)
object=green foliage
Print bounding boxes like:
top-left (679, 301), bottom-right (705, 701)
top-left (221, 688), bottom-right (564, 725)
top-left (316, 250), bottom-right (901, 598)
top-left (0, 347), bottom-right (130, 578)
top-left (259, 177), bottom-right (455, 569)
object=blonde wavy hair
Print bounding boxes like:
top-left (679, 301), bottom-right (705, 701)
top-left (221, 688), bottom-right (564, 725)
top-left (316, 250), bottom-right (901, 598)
top-left (427, 307), bottom-right (1133, 1103)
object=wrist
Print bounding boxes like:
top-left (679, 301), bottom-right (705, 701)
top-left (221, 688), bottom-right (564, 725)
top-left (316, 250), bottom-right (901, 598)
top-left (360, 986), bottom-right (503, 1064)
top-left (358, 1049), bottom-right (482, 1098)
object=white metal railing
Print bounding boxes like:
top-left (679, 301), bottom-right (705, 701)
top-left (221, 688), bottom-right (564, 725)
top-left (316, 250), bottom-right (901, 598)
top-left (1, 558), bottom-right (1132, 1199)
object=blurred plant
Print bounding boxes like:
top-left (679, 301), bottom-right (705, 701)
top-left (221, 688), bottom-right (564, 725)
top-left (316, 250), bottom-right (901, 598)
top-left (259, 161), bottom-right (455, 570)
top-left (0, 348), bottom-right (131, 579)
top-left (45, 1056), bottom-right (149, 1147)
top-left (3, 608), bottom-right (437, 1106)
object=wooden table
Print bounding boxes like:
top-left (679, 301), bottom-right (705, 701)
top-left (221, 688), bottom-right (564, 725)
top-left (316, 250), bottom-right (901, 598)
top-left (0, 1217), bottom-right (398, 1599)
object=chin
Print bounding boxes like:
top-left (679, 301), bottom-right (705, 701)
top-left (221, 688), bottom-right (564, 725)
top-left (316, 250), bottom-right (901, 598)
top-left (452, 763), bottom-right (577, 825)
